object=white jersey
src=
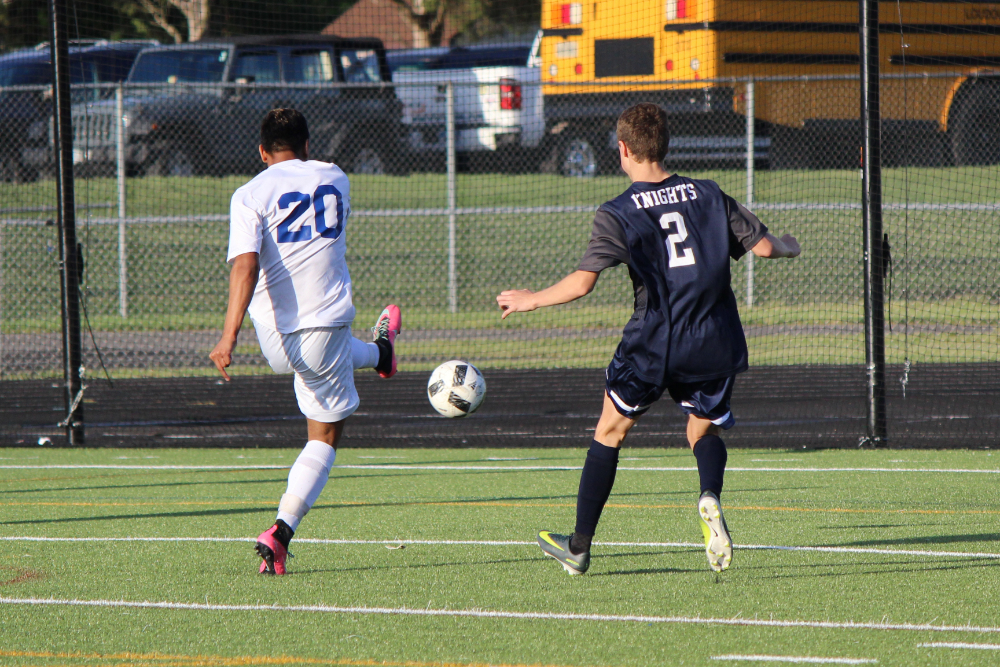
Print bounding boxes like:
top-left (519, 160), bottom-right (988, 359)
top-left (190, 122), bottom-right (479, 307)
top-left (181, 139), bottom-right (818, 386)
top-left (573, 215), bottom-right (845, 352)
top-left (227, 160), bottom-right (355, 333)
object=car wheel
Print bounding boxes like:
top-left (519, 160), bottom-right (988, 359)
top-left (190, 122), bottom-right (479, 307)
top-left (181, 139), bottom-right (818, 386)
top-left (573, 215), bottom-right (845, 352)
top-left (148, 145), bottom-right (196, 177)
top-left (349, 147), bottom-right (385, 175)
top-left (541, 135), bottom-right (599, 178)
top-left (950, 82), bottom-right (1000, 166)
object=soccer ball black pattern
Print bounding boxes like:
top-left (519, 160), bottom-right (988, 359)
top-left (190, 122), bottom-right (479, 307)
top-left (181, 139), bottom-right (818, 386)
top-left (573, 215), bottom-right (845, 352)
top-left (427, 360), bottom-right (487, 418)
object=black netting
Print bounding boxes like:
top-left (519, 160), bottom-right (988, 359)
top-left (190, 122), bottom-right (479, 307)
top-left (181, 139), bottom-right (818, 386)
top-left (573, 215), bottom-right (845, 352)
top-left (1, 0), bottom-right (997, 447)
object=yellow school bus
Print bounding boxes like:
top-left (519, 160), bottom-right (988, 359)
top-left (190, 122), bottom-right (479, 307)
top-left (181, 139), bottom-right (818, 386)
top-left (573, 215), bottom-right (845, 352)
top-left (537, 0), bottom-right (1000, 171)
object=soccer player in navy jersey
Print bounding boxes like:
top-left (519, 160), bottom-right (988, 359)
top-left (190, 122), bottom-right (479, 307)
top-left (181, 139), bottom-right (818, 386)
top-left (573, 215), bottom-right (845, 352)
top-left (497, 103), bottom-right (800, 574)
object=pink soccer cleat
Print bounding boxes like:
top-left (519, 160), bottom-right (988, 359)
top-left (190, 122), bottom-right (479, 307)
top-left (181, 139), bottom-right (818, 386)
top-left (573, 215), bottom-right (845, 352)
top-left (372, 304), bottom-right (402, 379)
top-left (255, 525), bottom-right (289, 575)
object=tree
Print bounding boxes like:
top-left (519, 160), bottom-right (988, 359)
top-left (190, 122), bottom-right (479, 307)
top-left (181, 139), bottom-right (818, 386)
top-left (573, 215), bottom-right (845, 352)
top-left (138, 0), bottom-right (209, 43)
top-left (386, 0), bottom-right (452, 47)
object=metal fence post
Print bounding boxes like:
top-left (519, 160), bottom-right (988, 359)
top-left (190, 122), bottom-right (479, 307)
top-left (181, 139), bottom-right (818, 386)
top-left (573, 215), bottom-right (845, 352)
top-left (116, 83), bottom-right (127, 318)
top-left (446, 81), bottom-right (457, 314)
top-left (745, 78), bottom-right (755, 308)
top-left (860, 0), bottom-right (888, 446)
top-left (49, 0), bottom-right (85, 444)
top-left (0, 222), bottom-right (4, 380)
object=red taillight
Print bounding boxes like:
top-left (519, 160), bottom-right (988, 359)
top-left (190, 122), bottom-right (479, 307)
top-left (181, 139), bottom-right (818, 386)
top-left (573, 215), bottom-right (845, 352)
top-left (500, 79), bottom-right (522, 110)
top-left (559, 3), bottom-right (582, 25)
top-left (677, 0), bottom-right (687, 18)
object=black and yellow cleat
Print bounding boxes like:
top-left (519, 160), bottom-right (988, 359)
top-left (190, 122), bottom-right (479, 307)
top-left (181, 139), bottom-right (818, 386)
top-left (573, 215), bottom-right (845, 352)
top-left (537, 530), bottom-right (590, 575)
top-left (698, 491), bottom-right (733, 572)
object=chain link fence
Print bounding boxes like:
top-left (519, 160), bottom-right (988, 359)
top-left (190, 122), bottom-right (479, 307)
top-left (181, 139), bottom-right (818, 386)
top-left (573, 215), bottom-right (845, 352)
top-left (1, 76), bottom-right (997, 446)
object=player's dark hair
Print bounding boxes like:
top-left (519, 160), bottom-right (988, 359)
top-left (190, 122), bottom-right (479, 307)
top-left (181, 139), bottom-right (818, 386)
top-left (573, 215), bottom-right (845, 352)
top-left (616, 103), bottom-right (669, 163)
top-left (260, 108), bottom-right (309, 156)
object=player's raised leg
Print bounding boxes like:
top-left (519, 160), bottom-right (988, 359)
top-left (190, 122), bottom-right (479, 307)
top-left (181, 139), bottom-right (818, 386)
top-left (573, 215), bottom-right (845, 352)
top-left (348, 305), bottom-right (401, 378)
top-left (537, 391), bottom-right (639, 575)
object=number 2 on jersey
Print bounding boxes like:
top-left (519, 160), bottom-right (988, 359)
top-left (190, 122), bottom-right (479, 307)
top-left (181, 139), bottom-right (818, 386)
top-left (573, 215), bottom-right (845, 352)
top-left (277, 185), bottom-right (345, 243)
top-left (659, 212), bottom-right (696, 267)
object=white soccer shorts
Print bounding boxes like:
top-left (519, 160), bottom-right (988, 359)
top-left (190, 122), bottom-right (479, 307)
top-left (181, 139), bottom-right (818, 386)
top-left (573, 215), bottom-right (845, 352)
top-left (254, 322), bottom-right (359, 423)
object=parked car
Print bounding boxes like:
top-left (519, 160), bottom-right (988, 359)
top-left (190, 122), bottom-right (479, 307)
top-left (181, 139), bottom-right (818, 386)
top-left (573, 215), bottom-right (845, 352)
top-left (4, 40), bottom-right (153, 181)
top-left (389, 36), bottom-right (543, 171)
top-left (386, 46), bottom-right (449, 74)
top-left (35, 35), bottom-right (408, 177)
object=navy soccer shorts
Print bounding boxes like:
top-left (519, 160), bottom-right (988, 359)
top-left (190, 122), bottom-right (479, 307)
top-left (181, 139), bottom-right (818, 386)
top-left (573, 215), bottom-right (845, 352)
top-left (605, 346), bottom-right (736, 428)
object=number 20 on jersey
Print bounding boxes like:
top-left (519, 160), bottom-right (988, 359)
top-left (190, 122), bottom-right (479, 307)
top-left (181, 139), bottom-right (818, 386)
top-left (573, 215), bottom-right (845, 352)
top-left (277, 185), bottom-right (345, 243)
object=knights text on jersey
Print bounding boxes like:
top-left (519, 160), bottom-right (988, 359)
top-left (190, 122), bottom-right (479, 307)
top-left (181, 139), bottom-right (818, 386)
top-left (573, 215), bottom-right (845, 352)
top-left (579, 174), bottom-right (767, 384)
top-left (227, 159), bottom-right (355, 334)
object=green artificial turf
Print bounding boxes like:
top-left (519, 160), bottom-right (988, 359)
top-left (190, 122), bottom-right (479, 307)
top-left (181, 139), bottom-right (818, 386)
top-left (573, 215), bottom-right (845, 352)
top-left (1, 447), bottom-right (1000, 666)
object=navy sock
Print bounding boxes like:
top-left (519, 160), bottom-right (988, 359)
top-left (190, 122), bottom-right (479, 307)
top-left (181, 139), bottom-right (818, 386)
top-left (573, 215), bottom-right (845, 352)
top-left (569, 532), bottom-right (592, 554)
top-left (574, 440), bottom-right (620, 541)
top-left (693, 435), bottom-right (727, 497)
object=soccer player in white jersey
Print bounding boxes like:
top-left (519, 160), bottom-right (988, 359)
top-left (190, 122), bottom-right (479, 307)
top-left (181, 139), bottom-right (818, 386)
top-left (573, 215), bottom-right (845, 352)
top-left (209, 108), bottom-right (401, 575)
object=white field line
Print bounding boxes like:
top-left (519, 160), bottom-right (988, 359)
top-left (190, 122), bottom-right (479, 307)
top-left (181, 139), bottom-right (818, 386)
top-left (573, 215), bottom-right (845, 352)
top-left (0, 465), bottom-right (289, 470)
top-left (1, 536), bottom-right (997, 560)
top-left (2, 464), bottom-right (1000, 474)
top-left (918, 643), bottom-right (1000, 650)
top-left (711, 656), bottom-right (877, 664)
top-left (0, 596), bottom-right (997, 635)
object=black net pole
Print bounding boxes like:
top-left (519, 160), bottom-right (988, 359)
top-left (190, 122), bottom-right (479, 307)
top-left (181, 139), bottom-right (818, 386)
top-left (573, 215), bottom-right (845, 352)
top-left (859, 0), bottom-right (887, 446)
top-left (49, 0), bottom-right (85, 444)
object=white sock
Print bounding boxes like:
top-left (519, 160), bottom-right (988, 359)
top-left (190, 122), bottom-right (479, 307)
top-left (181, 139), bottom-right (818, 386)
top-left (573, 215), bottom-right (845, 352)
top-left (276, 440), bottom-right (337, 532)
top-left (350, 337), bottom-right (380, 370)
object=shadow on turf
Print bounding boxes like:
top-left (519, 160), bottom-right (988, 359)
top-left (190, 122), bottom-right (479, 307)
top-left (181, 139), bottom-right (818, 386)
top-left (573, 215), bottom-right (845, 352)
top-left (818, 523), bottom-right (946, 530)
top-left (303, 490), bottom-right (697, 514)
top-left (0, 476), bottom-right (288, 495)
top-left (283, 549), bottom-right (699, 577)
top-left (0, 467), bottom-right (578, 498)
top-left (0, 505), bottom-right (273, 526)
top-left (286, 554), bottom-right (549, 576)
top-left (744, 557), bottom-right (1000, 580)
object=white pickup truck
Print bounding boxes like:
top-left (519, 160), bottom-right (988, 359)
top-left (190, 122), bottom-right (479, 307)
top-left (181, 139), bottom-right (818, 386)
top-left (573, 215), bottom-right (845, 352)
top-left (388, 38), bottom-right (544, 170)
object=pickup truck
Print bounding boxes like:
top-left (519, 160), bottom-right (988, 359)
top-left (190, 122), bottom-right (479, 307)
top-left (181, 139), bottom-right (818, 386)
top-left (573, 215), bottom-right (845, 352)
top-left (28, 35), bottom-right (408, 177)
top-left (389, 39), bottom-right (544, 171)
top-left (6, 40), bottom-right (153, 181)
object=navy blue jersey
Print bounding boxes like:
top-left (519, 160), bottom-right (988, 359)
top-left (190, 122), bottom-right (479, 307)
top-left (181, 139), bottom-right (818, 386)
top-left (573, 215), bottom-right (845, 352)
top-left (578, 174), bottom-right (766, 384)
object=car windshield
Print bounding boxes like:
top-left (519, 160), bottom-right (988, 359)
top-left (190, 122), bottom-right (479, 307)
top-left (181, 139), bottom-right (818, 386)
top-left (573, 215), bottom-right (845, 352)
top-left (339, 49), bottom-right (380, 83)
top-left (287, 49), bottom-right (335, 82)
top-left (386, 48), bottom-right (449, 73)
top-left (0, 58), bottom-right (97, 87)
top-left (129, 49), bottom-right (228, 83)
top-left (0, 62), bottom-right (51, 86)
top-left (231, 51), bottom-right (279, 83)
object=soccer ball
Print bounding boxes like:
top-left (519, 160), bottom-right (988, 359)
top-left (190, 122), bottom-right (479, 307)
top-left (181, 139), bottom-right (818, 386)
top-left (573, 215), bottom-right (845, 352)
top-left (427, 360), bottom-right (486, 418)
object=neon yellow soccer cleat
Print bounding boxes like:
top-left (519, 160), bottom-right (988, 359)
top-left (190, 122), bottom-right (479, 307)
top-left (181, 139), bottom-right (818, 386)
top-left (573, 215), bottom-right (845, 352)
top-left (698, 491), bottom-right (732, 572)
top-left (537, 530), bottom-right (590, 575)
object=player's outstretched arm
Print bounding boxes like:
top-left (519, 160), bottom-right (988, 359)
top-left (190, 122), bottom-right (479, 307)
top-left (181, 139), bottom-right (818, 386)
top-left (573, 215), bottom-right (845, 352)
top-left (497, 270), bottom-right (599, 319)
top-left (209, 252), bottom-right (260, 381)
top-left (751, 232), bottom-right (801, 259)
